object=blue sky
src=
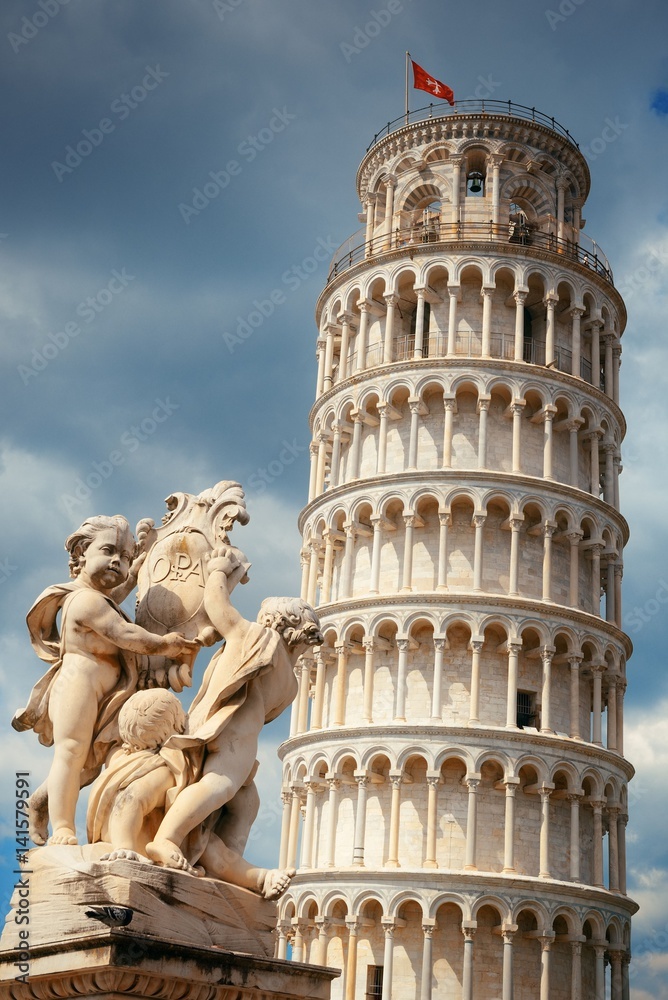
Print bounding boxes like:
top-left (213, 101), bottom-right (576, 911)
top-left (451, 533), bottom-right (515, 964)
top-left (0, 1), bottom-right (667, 994)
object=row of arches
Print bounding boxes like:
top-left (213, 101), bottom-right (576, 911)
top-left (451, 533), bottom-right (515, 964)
top-left (279, 746), bottom-right (629, 892)
top-left (316, 261), bottom-right (622, 404)
top-left (309, 375), bottom-right (624, 507)
top-left (301, 491), bottom-right (625, 623)
top-left (288, 616), bottom-right (627, 748)
top-left (278, 889), bottom-right (631, 1000)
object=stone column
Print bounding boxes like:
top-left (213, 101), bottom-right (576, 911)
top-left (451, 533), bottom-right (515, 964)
top-left (420, 921), bottom-right (436, 1000)
top-left (607, 674), bottom-right (618, 750)
top-left (307, 539), bottom-right (321, 607)
top-left (383, 293), bottom-right (398, 363)
top-left (502, 779), bottom-right (520, 872)
top-left (380, 920), bottom-right (396, 1000)
top-left (362, 637), bottom-right (375, 723)
top-left (545, 294), bottom-right (558, 365)
top-left (540, 646), bottom-right (555, 733)
top-left (300, 546), bottom-right (310, 601)
top-left (590, 543), bottom-right (603, 616)
top-left (618, 813), bottom-right (628, 893)
top-left (286, 785), bottom-right (303, 869)
top-left (568, 531), bottom-right (582, 607)
top-left (469, 638), bottom-right (484, 725)
top-left (570, 939), bottom-right (583, 1000)
top-left (539, 786), bottom-right (553, 877)
top-left (316, 337), bottom-right (327, 396)
top-left (569, 655), bottom-right (583, 739)
top-left (557, 176), bottom-right (567, 239)
top-left (593, 944), bottom-right (606, 1000)
top-left (323, 324), bottom-right (337, 391)
top-left (300, 779), bottom-right (318, 869)
top-left (320, 531), bottom-right (335, 605)
top-left (338, 313), bottom-right (353, 382)
top-left (291, 921), bottom-right (307, 963)
top-left (315, 432), bottom-right (329, 496)
top-left (341, 522), bottom-right (356, 599)
top-left (383, 177), bottom-right (396, 242)
top-left (616, 680), bottom-right (626, 756)
top-left (394, 637), bottom-right (410, 721)
top-left (472, 513), bottom-right (486, 591)
top-left (344, 918), bottom-right (360, 1000)
top-left (376, 403), bottom-right (389, 474)
top-left (589, 430), bottom-right (601, 496)
top-left (436, 513), bottom-right (450, 590)
top-left (591, 663), bottom-right (605, 744)
top-left (509, 516), bottom-right (523, 595)
top-left (591, 800), bottom-right (605, 887)
top-left (401, 515), bottom-right (415, 592)
top-left (333, 642), bottom-right (348, 726)
top-left (608, 805), bottom-right (620, 891)
top-left (352, 772), bottom-right (369, 866)
top-left (505, 640), bottom-right (522, 729)
top-left (424, 774), bottom-right (440, 868)
top-left (571, 306), bottom-right (584, 377)
top-left (385, 772), bottom-right (403, 867)
top-left (431, 637), bottom-right (446, 720)
top-left (568, 792), bottom-right (581, 880)
top-left (278, 789), bottom-right (292, 869)
top-left (604, 334), bottom-right (614, 398)
top-left (296, 656), bottom-right (312, 735)
top-left (477, 396), bottom-right (490, 467)
top-left (451, 159), bottom-right (462, 221)
top-left (464, 775), bottom-right (480, 870)
top-left (446, 288), bottom-right (459, 356)
top-left (461, 926), bottom-right (476, 1000)
top-left (329, 424), bottom-right (342, 490)
top-left (307, 441), bottom-right (319, 503)
top-left (289, 666), bottom-right (300, 738)
top-left (369, 515), bottom-right (383, 594)
top-left (591, 321), bottom-right (602, 389)
top-left (355, 300), bottom-right (370, 371)
top-left (514, 290), bottom-right (527, 361)
top-left (511, 401), bottom-right (525, 472)
top-left (481, 287), bottom-right (493, 357)
top-left (613, 344), bottom-right (622, 405)
top-left (622, 954), bottom-right (630, 1000)
top-left (311, 649), bottom-right (326, 730)
top-left (542, 522), bottom-right (556, 602)
top-left (609, 949), bottom-right (623, 1000)
top-left (442, 397), bottom-right (456, 466)
top-left (276, 922), bottom-right (289, 960)
top-left (408, 398), bottom-right (422, 468)
top-left (540, 935), bottom-right (554, 1000)
top-left (543, 407), bottom-right (556, 479)
top-left (414, 287), bottom-right (427, 358)
top-left (364, 193), bottom-right (375, 248)
top-left (324, 776), bottom-right (340, 867)
top-left (313, 917), bottom-right (330, 967)
top-left (349, 411), bottom-right (363, 481)
top-left (491, 155), bottom-right (503, 225)
top-left (567, 419), bottom-right (583, 486)
top-left (502, 928), bottom-right (516, 1000)
top-left (614, 565), bottom-right (623, 627)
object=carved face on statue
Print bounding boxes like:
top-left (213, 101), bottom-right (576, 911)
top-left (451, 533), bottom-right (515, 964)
top-left (66, 515), bottom-right (137, 591)
top-left (256, 597), bottom-right (323, 649)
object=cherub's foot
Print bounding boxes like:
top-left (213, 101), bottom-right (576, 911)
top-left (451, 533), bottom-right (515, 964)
top-left (260, 867), bottom-right (296, 900)
top-left (50, 827), bottom-right (78, 845)
top-left (146, 838), bottom-right (200, 876)
top-left (100, 849), bottom-right (154, 864)
top-left (28, 792), bottom-right (49, 846)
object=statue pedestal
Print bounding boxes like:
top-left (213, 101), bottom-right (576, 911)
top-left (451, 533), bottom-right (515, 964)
top-left (0, 847), bottom-right (337, 1000)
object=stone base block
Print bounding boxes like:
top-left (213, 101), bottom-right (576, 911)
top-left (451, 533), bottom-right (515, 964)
top-left (0, 933), bottom-right (338, 1000)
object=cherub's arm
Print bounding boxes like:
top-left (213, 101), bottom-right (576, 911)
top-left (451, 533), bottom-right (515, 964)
top-left (69, 591), bottom-right (198, 658)
top-left (203, 548), bottom-right (252, 642)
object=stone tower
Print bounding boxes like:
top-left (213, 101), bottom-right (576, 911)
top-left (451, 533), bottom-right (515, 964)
top-left (277, 100), bottom-right (636, 1000)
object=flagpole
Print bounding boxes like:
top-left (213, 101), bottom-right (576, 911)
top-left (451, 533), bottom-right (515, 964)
top-left (405, 51), bottom-right (410, 124)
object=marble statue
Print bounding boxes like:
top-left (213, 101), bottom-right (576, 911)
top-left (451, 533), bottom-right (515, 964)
top-left (11, 483), bottom-right (321, 905)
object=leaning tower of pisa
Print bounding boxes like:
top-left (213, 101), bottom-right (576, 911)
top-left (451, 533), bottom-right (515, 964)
top-left (277, 100), bottom-right (636, 1000)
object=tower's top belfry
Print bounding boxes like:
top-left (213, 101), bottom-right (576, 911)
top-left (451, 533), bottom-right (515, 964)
top-left (279, 99), bottom-right (635, 1000)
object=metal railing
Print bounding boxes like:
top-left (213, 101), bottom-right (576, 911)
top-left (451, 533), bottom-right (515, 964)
top-left (330, 334), bottom-right (602, 390)
top-left (365, 100), bottom-right (580, 152)
top-left (327, 221), bottom-right (613, 285)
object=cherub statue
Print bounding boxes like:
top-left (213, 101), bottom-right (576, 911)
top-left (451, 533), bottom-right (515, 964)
top-left (144, 546), bottom-right (323, 876)
top-left (87, 688), bottom-right (294, 899)
top-left (12, 515), bottom-right (198, 847)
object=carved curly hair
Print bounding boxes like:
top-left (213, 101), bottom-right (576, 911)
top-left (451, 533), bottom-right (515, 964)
top-left (65, 515), bottom-right (137, 578)
top-left (118, 689), bottom-right (186, 752)
top-left (256, 597), bottom-right (323, 648)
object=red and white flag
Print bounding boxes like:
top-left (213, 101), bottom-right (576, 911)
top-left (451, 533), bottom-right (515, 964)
top-left (411, 59), bottom-right (455, 106)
